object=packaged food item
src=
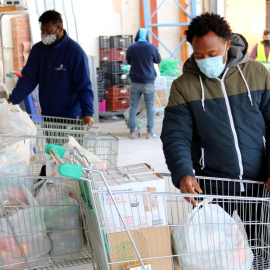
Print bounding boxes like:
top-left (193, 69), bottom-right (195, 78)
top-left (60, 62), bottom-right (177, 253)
top-left (124, 260), bottom-right (151, 270)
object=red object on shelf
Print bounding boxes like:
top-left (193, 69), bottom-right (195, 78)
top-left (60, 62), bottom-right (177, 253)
top-left (100, 49), bottom-right (127, 61)
top-left (106, 86), bottom-right (130, 99)
top-left (106, 97), bottom-right (130, 111)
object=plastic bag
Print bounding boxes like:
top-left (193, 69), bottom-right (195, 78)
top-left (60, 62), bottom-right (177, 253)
top-left (159, 58), bottom-right (180, 77)
top-left (172, 199), bottom-right (253, 270)
top-left (0, 185), bottom-right (51, 270)
top-left (0, 141), bottom-right (34, 199)
top-left (64, 136), bottom-right (107, 170)
top-left (0, 98), bottom-right (36, 136)
top-left (35, 181), bottom-right (83, 262)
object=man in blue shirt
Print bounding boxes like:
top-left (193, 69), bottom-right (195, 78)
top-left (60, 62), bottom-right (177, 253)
top-left (9, 10), bottom-right (94, 126)
top-left (126, 28), bottom-right (161, 139)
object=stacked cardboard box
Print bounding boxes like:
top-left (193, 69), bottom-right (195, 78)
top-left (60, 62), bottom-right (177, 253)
top-left (91, 163), bottom-right (173, 270)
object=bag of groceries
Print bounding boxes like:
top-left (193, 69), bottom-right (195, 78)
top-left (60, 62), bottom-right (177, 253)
top-left (172, 198), bottom-right (253, 270)
top-left (0, 185), bottom-right (51, 270)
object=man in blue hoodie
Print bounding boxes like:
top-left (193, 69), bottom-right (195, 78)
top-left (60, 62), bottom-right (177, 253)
top-left (126, 28), bottom-right (161, 139)
top-left (9, 10), bottom-right (94, 126)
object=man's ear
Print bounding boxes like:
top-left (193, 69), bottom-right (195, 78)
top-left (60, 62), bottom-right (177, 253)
top-left (226, 40), bottom-right (231, 51)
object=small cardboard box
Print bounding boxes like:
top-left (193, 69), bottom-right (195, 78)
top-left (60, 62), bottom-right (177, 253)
top-left (154, 76), bottom-right (167, 90)
top-left (91, 163), bottom-right (167, 233)
top-left (155, 88), bottom-right (168, 106)
top-left (107, 226), bottom-right (173, 270)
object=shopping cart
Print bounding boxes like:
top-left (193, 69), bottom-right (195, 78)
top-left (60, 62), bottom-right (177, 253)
top-left (0, 173), bottom-right (99, 270)
top-left (29, 114), bottom-right (99, 131)
top-left (124, 95), bottom-right (163, 137)
top-left (0, 125), bottom-right (119, 177)
top-left (46, 145), bottom-right (270, 270)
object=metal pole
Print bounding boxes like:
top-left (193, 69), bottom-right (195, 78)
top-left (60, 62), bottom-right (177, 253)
top-left (88, 55), bottom-right (99, 123)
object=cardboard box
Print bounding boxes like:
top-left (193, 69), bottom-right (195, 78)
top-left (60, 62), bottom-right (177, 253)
top-left (91, 164), bottom-right (167, 233)
top-left (124, 261), bottom-right (151, 270)
top-left (155, 89), bottom-right (168, 106)
top-left (154, 76), bottom-right (167, 90)
top-left (107, 226), bottom-right (173, 270)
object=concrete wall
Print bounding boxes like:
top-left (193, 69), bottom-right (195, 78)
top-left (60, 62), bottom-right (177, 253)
top-left (226, 0), bottom-right (266, 53)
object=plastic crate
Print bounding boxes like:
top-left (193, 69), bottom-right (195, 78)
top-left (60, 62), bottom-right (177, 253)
top-left (99, 49), bottom-right (126, 61)
top-left (110, 35), bottom-right (133, 49)
top-left (106, 97), bottom-right (130, 111)
top-left (96, 68), bottom-right (104, 82)
top-left (106, 73), bottom-right (130, 86)
top-left (99, 36), bottom-right (110, 49)
top-left (101, 62), bottom-right (127, 74)
top-left (99, 99), bottom-right (106, 112)
top-left (97, 81), bottom-right (106, 101)
top-left (106, 86), bottom-right (130, 99)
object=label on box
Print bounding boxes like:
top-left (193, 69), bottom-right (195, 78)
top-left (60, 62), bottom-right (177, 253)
top-left (124, 263), bottom-right (152, 270)
top-left (98, 179), bottom-right (167, 233)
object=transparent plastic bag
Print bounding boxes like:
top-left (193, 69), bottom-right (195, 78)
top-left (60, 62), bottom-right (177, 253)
top-left (64, 136), bottom-right (107, 170)
top-left (0, 99), bottom-right (36, 136)
top-left (0, 185), bottom-right (51, 270)
top-left (172, 199), bottom-right (253, 270)
top-left (0, 142), bottom-right (34, 199)
top-left (35, 181), bottom-right (83, 262)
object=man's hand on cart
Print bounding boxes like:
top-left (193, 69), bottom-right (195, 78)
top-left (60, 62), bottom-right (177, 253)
top-left (265, 177), bottom-right (270, 193)
top-left (180, 175), bottom-right (203, 206)
top-left (83, 116), bottom-right (94, 127)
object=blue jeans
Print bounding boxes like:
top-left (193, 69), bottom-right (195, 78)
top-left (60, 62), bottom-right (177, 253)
top-left (129, 82), bottom-right (155, 133)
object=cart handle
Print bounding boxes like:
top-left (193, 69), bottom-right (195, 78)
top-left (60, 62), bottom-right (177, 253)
top-left (45, 144), bottom-right (66, 158)
top-left (59, 163), bottom-right (83, 180)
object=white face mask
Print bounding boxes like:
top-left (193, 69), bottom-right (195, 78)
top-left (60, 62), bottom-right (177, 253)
top-left (41, 27), bottom-right (58, 45)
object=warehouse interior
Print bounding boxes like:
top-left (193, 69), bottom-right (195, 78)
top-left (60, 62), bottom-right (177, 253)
top-left (0, 0), bottom-right (269, 270)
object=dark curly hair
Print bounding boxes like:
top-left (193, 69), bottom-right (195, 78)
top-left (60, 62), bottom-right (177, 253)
top-left (185, 12), bottom-right (232, 43)
top-left (39, 10), bottom-right (63, 25)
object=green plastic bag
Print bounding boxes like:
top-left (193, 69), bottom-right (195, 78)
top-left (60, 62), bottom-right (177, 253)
top-left (159, 58), bottom-right (180, 77)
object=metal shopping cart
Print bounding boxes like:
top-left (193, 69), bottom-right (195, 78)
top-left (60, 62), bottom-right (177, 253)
top-left (124, 95), bottom-right (163, 137)
top-left (46, 144), bottom-right (270, 270)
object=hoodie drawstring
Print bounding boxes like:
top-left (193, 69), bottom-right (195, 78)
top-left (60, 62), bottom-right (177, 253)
top-left (199, 76), bottom-right (205, 111)
top-left (237, 65), bottom-right (253, 106)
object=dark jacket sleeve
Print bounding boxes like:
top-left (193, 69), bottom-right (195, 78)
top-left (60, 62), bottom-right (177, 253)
top-left (126, 47), bottom-right (131, 65)
top-left (9, 46), bottom-right (39, 104)
top-left (72, 50), bottom-right (94, 117)
top-left (250, 43), bottom-right (258, 61)
top-left (161, 81), bottom-right (195, 188)
top-left (260, 69), bottom-right (270, 179)
top-left (152, 45), bottom-right (161, 64)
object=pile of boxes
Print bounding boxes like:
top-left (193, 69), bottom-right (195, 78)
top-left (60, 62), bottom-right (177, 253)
top-left (99, 35), bottom-right (133, 112)
top-left (91, 163), bottom-right (173, 270)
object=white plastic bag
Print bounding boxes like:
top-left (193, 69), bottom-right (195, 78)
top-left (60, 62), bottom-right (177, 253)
top-left (35, 181), bottom-right (83, 262)
top-left (172, 199), bottom-right (253, 270)
top-left (0, 185), bottom-right (51, 270)
top-left (64, 136), bottom-right (107, 170)
top-left (0, 98), bottom-right (36, 136)
top-left (0, 141), bottom-right (34, 198)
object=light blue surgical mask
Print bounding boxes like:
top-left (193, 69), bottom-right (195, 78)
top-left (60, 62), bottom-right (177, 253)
top-left (196, 41), bottom-right (228, 78)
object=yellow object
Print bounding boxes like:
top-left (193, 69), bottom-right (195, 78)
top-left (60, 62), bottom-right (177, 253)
top-left (255, 42), bottom-right (270, 62)
top-left (124, 260), bottom-right (151, 270)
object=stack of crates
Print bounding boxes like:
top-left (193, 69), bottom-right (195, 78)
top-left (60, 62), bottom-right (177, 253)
top-left (99, 35), bottom-right (133, 112)
top-left (96, 68), bottom-right (106, 112)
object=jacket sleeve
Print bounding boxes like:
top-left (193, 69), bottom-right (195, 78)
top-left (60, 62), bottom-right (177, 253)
top-left (153, 45), bottom-right (161, 64)
top-left (160, 81), bottom-right (195, 188)
top-left (126, 47), bottom-right (131, 65)
top-left (261, 69), bottom-right (270, 179)
top-left (250, 43), bottom-right (258, 61)
top-left (9, 46), bottom-right (39, 104)
top-left (72, 50), bottom-right (94, 117)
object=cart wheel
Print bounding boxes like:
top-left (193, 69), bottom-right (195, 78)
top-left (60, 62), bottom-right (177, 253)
top-left (138, 128), bottom-right (142, 137)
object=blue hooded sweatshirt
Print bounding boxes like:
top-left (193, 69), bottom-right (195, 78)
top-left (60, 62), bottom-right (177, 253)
top-left (126, 28), bottom-right (161, 84)
top-left (9, 31), bottom-right (94, 118)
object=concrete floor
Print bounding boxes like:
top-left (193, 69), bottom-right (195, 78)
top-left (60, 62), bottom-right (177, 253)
top-left (96, 116), bottom-right (170, 174)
